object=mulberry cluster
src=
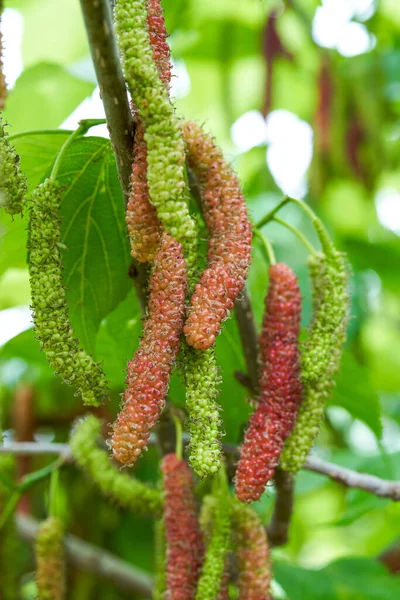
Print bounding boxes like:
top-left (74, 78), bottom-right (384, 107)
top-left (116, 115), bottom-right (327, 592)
top-left (28, 178), bottom-right (108, 406)
top-left (111, 233), bottom-right (187, 466)
top-left (70, 416), bottom-right (162, 516)
top-left (232, 501), bottom-right (272, 600)
top-left (0, 456), bottom-right (20, 600)
top-left (182, 120), bottom-right (252, 350)
top-left (126, 0), bottom-right (171, 263)
top-left (281, 242), bottom-right (348, 472)
top-left (235, 263), bottom-right (302, 503)
top-left (195, 475), bottom-right (231, 600)
top-left (161, 453), bottom-right (204, 600)
top-left (35, 516), bottom-right (66, 600)
top-left (0, 116), bottom-right (27, 215)
top-left (184, 346), bottom-right (222, 478)
top-left (114, 0), bottom-right (197, 270)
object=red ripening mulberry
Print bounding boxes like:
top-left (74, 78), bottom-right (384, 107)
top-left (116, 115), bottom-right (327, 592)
top-left (126, 0), bottom-right (172, 263)
top-left (112, 233), bottom-right (187, 465)
top-left (182, 121), bottom-right (252, 350)
top-left (233, 503), bottom-right (272, 600)
top-left (162, 453), bottom-right (204, 600)
top-left (235, 263), bottom-right (302, 503)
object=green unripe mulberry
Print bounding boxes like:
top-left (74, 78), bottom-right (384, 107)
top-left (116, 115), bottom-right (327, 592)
top-left (35, 516), bottom-right (66, 600)
top-left (114, 0), bottom-right (197, 272)
top-left (28, 179), bottom-right (108, 406)
top-left (281, 236), bottom-right (349, 472)
top-left (184, 346), bottom-right (223, 478)
top-left (0, 117), bottom-right (27, 215)
top-left (70, 415), bottom-right (163, 516)
top-left (195, 474), bottom-right (231, 600)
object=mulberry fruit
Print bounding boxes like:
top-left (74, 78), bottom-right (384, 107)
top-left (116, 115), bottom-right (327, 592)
top-left (184, 345), bottom-right (222, 478)
top-left (182, 120), bottom-right (252, 350)
top-left (70, 416), bottom-right (163, 516)
top-left (0, 116), bottom-right (27, 215)
top-left (114, 0), bottom-right (197, 270)
top-left (235, 263), bottom-right (302, 503)
top-left (28, 179), bottom-right (108, 406)
top-left (162, 453), bottom-right (203, 600)
top-left (111, 233), bottom-right (187, 466)
top-left (195, 472), bottom-right (231, 600)
top-left (126, 0), bottom-right (171, 263)
top-left (280, 243), bottom-right (349, 472)
top-left (35, 516), bottom-right (66, 600)
top-left (232, 501), bottom-right (272, 600)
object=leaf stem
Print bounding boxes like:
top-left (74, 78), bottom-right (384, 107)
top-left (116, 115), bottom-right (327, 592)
top-left (171, 414), bottom-right (183, 461)
top-left (50, 119), bottom-right (103, 181)
top-left (272, 216), bottom-right (316, 255)
top-left (253, 228), bottom-right (276, 265)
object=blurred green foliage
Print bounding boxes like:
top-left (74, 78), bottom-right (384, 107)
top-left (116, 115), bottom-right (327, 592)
top-left (1, 0), bottom-right (400, 598)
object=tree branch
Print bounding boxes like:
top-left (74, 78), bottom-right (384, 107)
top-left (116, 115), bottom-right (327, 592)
top-left (266, 468), bottom-right (294, 546)
top-left (17, 514), bottom-right (153, 597)
top-left (3, 441), bottom-right (399, 501)
top-left (304, 456), bottom-right (400, 500)
top-left (79, 0), bottom-right (134, 203)
top-left (234, 288), bottom-right (260, 395)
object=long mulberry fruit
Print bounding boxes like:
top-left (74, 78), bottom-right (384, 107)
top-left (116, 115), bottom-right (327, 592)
top-left (200, 495), bottom-right (230, 600)
top-left (0, 116), bottom-right (27, 215)
top-left (126, 0), bottom-right (171, 263)
top-left (184, 346), bottom-right (222, 477)
top-left (182, 120), bottom-right (252, 350)
top-left (232, 501), bottom-right (272, 600)
top-left (70, 416), bottom-right (163, 516)
top-left (235, 263), bottom-right (302, 503)
top-left (28, 178), bottom-right (108, 406)
top-left (196, 473), bottom-right (231, 600)
top-left (161, 453), bottom-right (203, 600)
top-left (112, 233), bottom-right (187, 466)
top-left (35, 516), bottom-right (66, 600)
top-left (280, 240), bottom-right (349, 472)
top-left (114, 0), bottom-right (197, 270)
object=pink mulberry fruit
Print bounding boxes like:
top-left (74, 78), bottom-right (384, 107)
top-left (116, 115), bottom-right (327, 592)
top-left (182, 121), bottom-right (252, 350)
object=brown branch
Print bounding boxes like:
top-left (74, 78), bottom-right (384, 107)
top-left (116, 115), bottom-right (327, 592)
top-left (234, 288), bottom-right (260, 395)
top-left (304, 456), bottom-right (400, 500)
top-left (266, 468), bottom-right (294, 546)
top-left (3, 441), bottom-right (400, 501)
top-left (17, 514), bottom-right (153, 597)
top-left (79, 0), bottom-right (134, 203)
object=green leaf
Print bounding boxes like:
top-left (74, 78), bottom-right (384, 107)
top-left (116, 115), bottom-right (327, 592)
top-left (0, 131), bottom-right (69, 277)
top-left (56, 136), bottom-right (131, 355)
top-left (329, 351), bottom-right (382, 438)
top-left (95, 290), bottom-right (142, 389)
top-left (11, 130), bottom-right (71, 190)
top-left (3, 63), bottom-right (94, 132)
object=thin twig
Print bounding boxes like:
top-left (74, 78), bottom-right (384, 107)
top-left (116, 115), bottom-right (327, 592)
top-left (304, 456), bottom-right (400, 501)
top-left (2, 441), bottom-right (400, 501)
top-left (17, 514), bottom-right (153, 597)
top-left (234, 288), bottom-right (260, 396)
top-left (266, 468), bottom-right (294, 546)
